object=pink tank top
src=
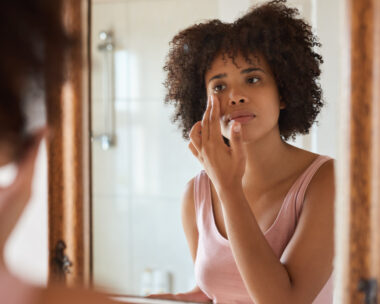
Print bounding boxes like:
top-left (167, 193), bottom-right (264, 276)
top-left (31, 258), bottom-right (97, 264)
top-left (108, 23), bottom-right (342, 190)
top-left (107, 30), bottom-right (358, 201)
top-left (193, 154), bottom-right (334, 304)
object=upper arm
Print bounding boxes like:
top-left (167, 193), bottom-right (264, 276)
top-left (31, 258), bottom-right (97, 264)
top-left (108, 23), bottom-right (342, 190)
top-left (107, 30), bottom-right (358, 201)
top-left (280, 159), bottom-right (335, 302)
top-left (180, 178), bottom-right (212, 298)
top-left (181, 177), bottom-right (199, 263)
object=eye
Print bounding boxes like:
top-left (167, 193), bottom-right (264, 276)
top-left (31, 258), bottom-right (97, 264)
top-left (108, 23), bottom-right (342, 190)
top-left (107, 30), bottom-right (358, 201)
top-left (247, 76), bottom-right (260, 84)
top-left (213, 84), bottom-right (226, 93)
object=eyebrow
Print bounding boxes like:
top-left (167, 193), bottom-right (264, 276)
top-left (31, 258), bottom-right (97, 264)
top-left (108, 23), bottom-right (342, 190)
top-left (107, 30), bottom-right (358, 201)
top-left (207, 67), bottom-right (265, 84)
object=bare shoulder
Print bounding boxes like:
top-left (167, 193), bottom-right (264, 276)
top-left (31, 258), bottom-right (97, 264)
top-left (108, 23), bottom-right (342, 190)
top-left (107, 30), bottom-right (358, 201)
top-left (285, 146), bottom-right (335, 207)
top-left (290, 148), bottom-right (335, 202)
top-left (304, 157), bottom-right (335, 207)
top-left (300, 156), bottom-right (336, 232)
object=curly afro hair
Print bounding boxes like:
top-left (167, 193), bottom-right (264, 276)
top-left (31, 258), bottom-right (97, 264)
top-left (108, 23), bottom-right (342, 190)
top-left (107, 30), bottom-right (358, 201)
top-left (163, 0), bottom-right (324, 143)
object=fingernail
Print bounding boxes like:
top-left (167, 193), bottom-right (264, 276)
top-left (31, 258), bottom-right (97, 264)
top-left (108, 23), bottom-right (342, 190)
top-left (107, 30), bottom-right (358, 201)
top-left (211, 95), bottom-right (214, 106)
top-left (233, 123), bottom-right (241, 132)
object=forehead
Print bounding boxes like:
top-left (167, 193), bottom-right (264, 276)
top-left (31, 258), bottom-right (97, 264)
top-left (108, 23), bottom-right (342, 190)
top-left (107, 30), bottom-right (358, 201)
top-left (205, 52), bottom-right (269, 81)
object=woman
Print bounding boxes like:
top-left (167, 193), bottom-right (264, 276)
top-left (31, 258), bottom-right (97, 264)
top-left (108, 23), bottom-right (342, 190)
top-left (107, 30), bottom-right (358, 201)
top-left (149, 1), bottom-right (335, 303)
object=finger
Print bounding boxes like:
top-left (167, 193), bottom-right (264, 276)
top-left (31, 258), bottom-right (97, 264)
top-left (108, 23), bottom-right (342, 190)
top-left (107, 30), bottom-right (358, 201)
top-left (201, 95), bottom-right (212, 142)
top-left (209, 94), bottom-right (223, 144)
top-left (13, 128), bottom-right (47, 189)
top-left (230, 121), bottom-right (246, 160)
top-left (17, 129), bottom-right (45, 171)
top-left (188, 142), bottom-right (204, 164)
top-left (188, 142), bottom-right (198, 158)
top-left (189, 121), bottom-right (202, 152)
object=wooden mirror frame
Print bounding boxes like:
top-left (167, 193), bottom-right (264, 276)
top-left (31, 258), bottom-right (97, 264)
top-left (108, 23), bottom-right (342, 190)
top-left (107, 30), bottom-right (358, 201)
top-left (46, 0), bottom-right (92, 288)
top-left (46, 0), bottom-right (380, 301)
top-left (335, 0), bottom-right (380, 302)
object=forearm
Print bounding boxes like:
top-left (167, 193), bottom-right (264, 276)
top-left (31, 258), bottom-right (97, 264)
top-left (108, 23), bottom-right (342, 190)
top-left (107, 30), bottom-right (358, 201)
top-left (219, 188), bottom-right (295, 304)
top-left (147, 285), bottom-right (211, 303)
top-left (178, 285), bottom-right (211, 298)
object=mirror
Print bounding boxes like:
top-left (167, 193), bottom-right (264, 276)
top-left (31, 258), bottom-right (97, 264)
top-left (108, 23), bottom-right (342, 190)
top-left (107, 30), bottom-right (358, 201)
top-left (90, 0), bottom-right (342, 296)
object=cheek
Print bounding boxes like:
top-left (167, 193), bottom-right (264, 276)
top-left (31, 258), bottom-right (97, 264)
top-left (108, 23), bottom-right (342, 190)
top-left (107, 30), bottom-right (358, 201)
top-left (258, 89), bottom-right (282, 114)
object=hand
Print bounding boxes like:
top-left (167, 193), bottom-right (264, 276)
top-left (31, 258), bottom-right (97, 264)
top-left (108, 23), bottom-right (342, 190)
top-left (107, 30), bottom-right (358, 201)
top-left (188, 94), bottom-right (247, 194)
top-left (0, 128), bottom-right (46, 268)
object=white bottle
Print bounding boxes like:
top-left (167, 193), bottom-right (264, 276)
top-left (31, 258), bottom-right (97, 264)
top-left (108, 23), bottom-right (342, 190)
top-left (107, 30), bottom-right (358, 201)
top-left (140, 268), bottom-right (153, 296)
top-left (152, 269), bottom-right (171, 294)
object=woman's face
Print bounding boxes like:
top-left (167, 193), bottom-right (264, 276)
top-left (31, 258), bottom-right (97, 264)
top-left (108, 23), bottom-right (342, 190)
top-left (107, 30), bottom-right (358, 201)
top-left (204, 52), bottom-right (286, 143)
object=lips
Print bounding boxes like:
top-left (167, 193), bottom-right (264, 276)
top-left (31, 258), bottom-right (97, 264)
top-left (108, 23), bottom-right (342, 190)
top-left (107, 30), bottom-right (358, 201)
top-left (227, 110), bottom-right (256, 122)
top-left (231, 116), bottom-right (255, 124)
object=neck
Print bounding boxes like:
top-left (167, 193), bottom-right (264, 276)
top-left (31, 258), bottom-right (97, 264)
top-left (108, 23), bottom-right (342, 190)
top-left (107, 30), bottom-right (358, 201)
top-left (241, 127), bottom-right (295, 193)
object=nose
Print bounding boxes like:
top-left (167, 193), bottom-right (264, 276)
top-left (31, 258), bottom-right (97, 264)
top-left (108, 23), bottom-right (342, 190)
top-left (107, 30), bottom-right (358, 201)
top-left (230, 98), bottom-right (246, 105)
top-left (228, 89), bottom-right (248, 106)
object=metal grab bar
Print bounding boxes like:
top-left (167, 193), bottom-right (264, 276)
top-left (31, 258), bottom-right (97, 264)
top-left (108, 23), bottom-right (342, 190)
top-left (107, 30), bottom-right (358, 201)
top-left (92, 30), bottom-right (115, 150)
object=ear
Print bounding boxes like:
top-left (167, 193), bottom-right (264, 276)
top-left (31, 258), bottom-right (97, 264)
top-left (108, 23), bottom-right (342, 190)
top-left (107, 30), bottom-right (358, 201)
top-left (280, 98), bottom-right (286, 110)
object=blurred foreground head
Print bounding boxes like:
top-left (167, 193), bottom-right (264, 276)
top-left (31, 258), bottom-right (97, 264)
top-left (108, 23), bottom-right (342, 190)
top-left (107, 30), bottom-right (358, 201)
top-left (0, 0), bottom-right (73, 164)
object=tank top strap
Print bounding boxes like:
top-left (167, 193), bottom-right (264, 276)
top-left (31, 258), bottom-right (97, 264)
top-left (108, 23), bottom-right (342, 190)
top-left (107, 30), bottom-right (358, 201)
top-left (193, 170), bottom-right (212, 228)
top-left (193, 170), bottom-right (207, 210)
top-left (294, 155), bottom-right (334, 222)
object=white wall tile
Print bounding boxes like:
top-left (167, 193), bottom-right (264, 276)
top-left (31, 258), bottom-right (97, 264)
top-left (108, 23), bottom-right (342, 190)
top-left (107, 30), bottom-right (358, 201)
top-left (129, 197), bottom-right (194, 294)
top-left (93, 195), bottom-right (132, 293)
